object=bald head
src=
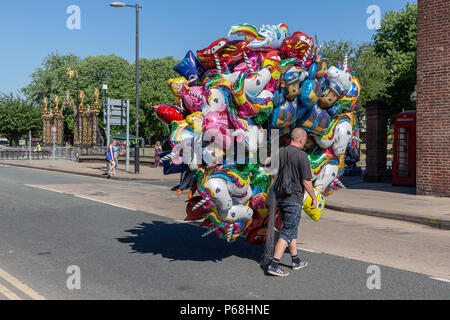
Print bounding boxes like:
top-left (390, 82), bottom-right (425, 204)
top-left (291, 128), bottom-right (307, 142)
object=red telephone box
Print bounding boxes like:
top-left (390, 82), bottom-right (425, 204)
top-left (392, 110), bottom-right (416, 186)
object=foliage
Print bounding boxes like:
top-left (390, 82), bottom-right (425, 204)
top-left (22, 53), bottom-right (180, 144)
top-left (0, 93), bottom-right (42, 145)
top-left (320, 2), bottom-right (417, 125)
top-left (321, 40), bottom-right (389, 129)
top-left (138, 56), bottom-right (180, 143)
top-left (373, 2), bottom-right (417, 119)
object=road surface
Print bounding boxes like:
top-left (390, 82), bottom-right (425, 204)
top-left (0, 164), bottom-right (448, 300)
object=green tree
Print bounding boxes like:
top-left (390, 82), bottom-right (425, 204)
top-left (138, 56), bottom-right (180, 143)
top-left (22, 53), bottom-right (179, 144)
top-left (373, 2), bottom-right (417, 118)
top-left (0, 93), bottom-right (42, 145)
top-left (321, 40), bottom-right (389, 128)
top-left (22, 52), bottom-right (80, 105)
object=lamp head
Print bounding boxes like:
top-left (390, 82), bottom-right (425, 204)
top-left (110, 2), bottom-right (126, 7)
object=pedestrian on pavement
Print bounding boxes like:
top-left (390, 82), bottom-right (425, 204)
top-left (35, 143), bottom-right (42, 152)
top-left (113, 140), bottom-right (120, 175)
top-left (154, 141), bottom-right (162, 168)
top-left (267, 127), bottom-right (317, 277)
top-left (106, 140), bottom-right (116, 176)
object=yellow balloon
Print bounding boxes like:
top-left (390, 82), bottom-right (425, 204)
top-left (168, 77), bottom-right (189, 104)
top-left (302, 189), bottom-right (325, 221)
top-left (186, 111), bottom-right (202, 132)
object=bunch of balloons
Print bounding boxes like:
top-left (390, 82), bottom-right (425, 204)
top-left (152, 23), bottom-right (361, 244)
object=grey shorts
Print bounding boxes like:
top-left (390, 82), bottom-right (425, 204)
top-left (278, 199), bottom-right (302, 244)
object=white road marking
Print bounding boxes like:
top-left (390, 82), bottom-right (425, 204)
top-left (298, 247), bottom-right (320, 253)
top-left (24, 185), bottom-right (136, 212)
top-left (430, 277), bottom-right (450, 283)
top-left (175, 220), bottom-right (200, 226)
top-left (24, 184), bottom-right (66, 194)
top-left (73, 195), bottom-right (137, 211)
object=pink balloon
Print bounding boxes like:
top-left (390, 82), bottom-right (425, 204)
top-left (203, 108), bottom-right (233, 149)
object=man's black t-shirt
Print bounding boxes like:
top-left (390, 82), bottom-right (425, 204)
top-left (276, 145), bottom-right (313, 203)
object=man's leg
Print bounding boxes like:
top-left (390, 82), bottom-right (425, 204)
top-left (267, 237), bottom-right (290, 277)
top-left (273, 237), bottom-right (289, 260)
top-left (267, 200), bottom-right (295, 277)
top-left (288, 238), bottom-right (297, 256)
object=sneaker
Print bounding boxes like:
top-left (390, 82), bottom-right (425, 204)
top-left (267, 265), bottom-right (290, 277)
top-left (292, 260), bottom-right (308, 270)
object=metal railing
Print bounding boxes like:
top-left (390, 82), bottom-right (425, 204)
top-left (0, 146), bottom-right (157, 160)
top-left (0, 147), bottom-right (77, 160)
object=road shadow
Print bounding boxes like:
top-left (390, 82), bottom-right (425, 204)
top-left (116, 221), bottom-right (265, 264)
top-left (340, 173), bottom-right (415, 195)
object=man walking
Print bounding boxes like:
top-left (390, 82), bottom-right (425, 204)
top-left (268, 128), bottom-right (317, 277)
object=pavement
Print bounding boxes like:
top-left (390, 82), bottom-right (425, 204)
top-left (1, 159), bottom-right (450, 230)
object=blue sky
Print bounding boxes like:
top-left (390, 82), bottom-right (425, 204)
top-left (0, 0), bottom-right (415, 95)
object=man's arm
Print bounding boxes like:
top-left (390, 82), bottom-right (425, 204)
top-left (302, 179), bottom-right (317, 209)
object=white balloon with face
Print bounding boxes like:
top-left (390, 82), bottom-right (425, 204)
top-left (232, 124), bottom-right (264, 154)
top-left (244, 68), bottom-right (272, 97)
top-left (205, 178), bottom-right (253, 221)
top-left (202, 88), bottom-right (226, 114)
top-left (313, 163), bottom-right (338, 193)
top-left (221, 205), bottom-right (253, 222)
top-left (327, 66), bottom-right (352, 93)
top-left (179, 132), bottom-right (202, 171)
top-left (313, 121), bottom-right (353, 155)
top-left (332, 122), bottom-right (353, 156)
top-left (222, 71), bottom-right (241, 86)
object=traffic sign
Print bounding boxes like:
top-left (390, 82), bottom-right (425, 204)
top-left (104, 98), bottom-right (129, 126)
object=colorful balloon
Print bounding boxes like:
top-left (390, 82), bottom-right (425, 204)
top-left (152, 104), bottom-right (185, 124)
top-left (173, 50), bottom-right (206, 83)
top-left (302, 189), bottom-right (326, 221)
top-left (280, 32), bottom-right (315, 66)
top-left (151, 23), bottom-right (362, 244)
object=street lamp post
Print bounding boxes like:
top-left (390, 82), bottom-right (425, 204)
top-left (110, 1), bottom-right (142, 174)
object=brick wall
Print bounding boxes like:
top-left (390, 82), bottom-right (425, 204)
top-left (416, 0), bottom-right (450, 196)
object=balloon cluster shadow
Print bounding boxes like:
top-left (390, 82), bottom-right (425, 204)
top-left (116, 221), bottom-right (265, 263)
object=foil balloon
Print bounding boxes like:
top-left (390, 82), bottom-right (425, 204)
top-left (168, 77), bottom-right (189, 104)
top-left (197, 38), bottom-right (229, 72)
top-left (319, 64), bottom-right (353, 109)
top-left (281, 32), bottom-right (315, 66)
top-left (228, 23), bottom-right (288, 51)
top-left (152, 22), bottom-right (362, 245)
top-left (173, 50), bottom-right (206, 83)
top-left (270, 66), bottom-right (304, 131)
top-left (152, 104), bottom-right (185, 124)
top-left (219, 40), bottom-right (248, 66)
top-left (302, 189), bottom-right (325, 221)
top-left (185, 196), bottom-right (208, 221)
